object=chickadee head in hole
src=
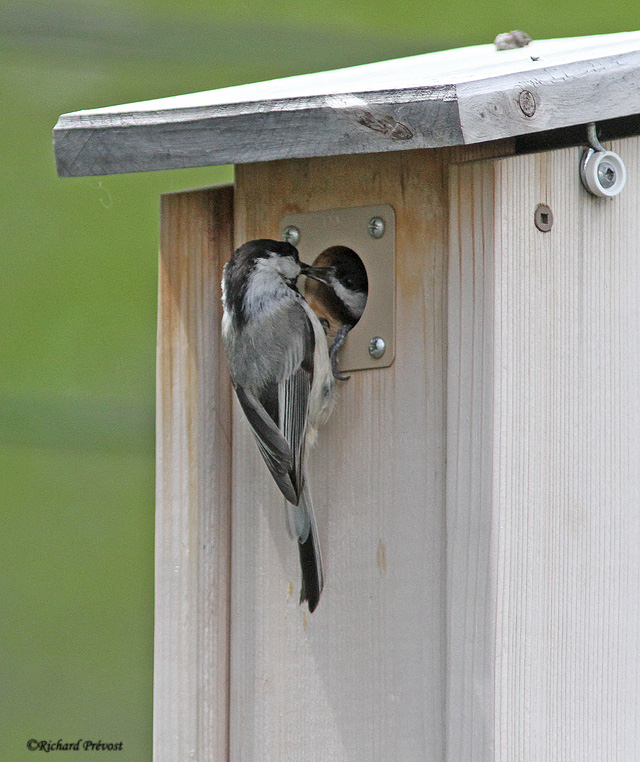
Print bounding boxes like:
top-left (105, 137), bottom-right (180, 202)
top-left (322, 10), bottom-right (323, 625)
top-left (303, 246), bottom-right (368, 378)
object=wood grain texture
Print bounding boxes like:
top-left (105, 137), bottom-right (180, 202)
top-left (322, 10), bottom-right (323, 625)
top-left (53, 90), bottom-right (460, 177)
top-left (53, 31), bottom-right (640, 177)
top-left (155, 186), bottom-right (233, 762)
top-left (448, 137), bottom-right (640, 761)
top-left (447, 159), bottom-right (497, 762)
top-left (227, 142), bottom-right (511, 762)
top-left (457, 52), bottom-right (640, 144)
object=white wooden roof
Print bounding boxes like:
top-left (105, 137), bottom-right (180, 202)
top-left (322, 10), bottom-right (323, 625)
top-left (53, 31), bottom-right (640, 176)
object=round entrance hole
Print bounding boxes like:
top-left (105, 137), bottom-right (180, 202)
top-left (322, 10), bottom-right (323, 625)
top-left (304, 246), bottom-right (368, 345)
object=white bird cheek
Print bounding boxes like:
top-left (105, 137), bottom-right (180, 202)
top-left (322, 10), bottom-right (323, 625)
top-left (244, 265), bottom-right (283, 320)
top-left (333, 280), bottom-right (367, 317)
top-left (274, 255), bottom-right (300, 281)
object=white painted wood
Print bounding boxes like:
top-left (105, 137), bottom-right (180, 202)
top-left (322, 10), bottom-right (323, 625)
top-left (447, 137), bottom-right (640, 761)
top-left (155, 186), bottom-right (233, 762)
top-left (53, 31), bottom-right (640, 176)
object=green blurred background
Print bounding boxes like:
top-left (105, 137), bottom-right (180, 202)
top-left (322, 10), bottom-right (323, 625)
top-left (2, 0), bottom-right (639, 758)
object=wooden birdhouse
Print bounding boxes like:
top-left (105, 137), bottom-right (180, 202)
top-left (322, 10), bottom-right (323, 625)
top-left (54, 31), bottom-right (640, 762)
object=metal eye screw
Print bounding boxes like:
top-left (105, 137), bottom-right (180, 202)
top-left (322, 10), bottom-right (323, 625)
top-left (580, 123), bottom-right (626, 198)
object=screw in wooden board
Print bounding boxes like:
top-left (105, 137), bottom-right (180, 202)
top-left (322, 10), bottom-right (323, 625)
top-left (534, 203), bottom-right (553, 232)
top-left (518, 90), bottom-right (536, 117)
top-left (282, 225), bottom-right (300, 245)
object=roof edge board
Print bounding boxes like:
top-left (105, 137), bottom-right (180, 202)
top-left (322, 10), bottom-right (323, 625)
top-left (52, 32), bottom-right (640, 177)
top-left (53, 90), bottom-right (463, 177)
top-left (458, 49), bottom-right (640, 144)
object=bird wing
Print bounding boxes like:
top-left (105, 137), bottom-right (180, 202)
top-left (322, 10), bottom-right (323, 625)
top-left (279, 366), bottom-right (310, 498)
top-left (276, 308), bottom-right (315, 509)
top-left (279, 365), bottom-right (312, 538)
top-left (234, 302), bottom-right (315, 508)
top-left (234, 384), bottom-right (298, 504)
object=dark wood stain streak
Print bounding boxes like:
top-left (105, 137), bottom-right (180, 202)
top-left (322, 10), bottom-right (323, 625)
top-left (355, 110), bottom-right (414, 140)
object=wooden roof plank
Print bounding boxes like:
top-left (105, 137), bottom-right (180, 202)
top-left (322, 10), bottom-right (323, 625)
top-left (54, 89), bottom-right (461, 177)
top-left (458, 50), bottom-right (640, 143)
top-left (53, 31), bottom-right (640, 177)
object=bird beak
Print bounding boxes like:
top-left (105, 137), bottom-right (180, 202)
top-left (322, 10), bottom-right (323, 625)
top-left (300, 263), bottom-right (334, 285)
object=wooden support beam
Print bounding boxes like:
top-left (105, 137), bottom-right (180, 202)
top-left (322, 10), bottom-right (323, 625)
top-left (155, 185), bottom-right (234, 762)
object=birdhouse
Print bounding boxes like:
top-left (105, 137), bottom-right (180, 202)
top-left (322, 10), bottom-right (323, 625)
top-left (54, 31), bottom-right (640, 762)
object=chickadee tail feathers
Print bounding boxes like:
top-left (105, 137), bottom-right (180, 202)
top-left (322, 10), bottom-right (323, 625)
top-left (286, 481), bottom-right (324, 613)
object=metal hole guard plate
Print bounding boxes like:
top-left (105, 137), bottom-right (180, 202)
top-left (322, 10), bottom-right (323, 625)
top-left (280, 204), bottom-right (396, 372)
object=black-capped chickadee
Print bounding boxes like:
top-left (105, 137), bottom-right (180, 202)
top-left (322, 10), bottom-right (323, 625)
top-left (303, 246), bottom-right (368, 378)
top-left (221, 239), bottom-right (336, 612)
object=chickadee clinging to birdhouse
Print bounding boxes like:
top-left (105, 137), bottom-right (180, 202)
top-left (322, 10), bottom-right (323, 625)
top-left (221, 239), bottom-right (337, 612)
top-left (303, 246), bottom-right (369, 379)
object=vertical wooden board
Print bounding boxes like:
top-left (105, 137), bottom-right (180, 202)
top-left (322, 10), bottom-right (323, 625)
top-left (494, 140), bottom-right (640, 762)
top-left (230, 148), bottom-right (452, 762)
top-left (447, 160), bottom-right (497, 762)
top-left (448, 137), bottom-right (640, 761)
top-left (155, 186), bottom-right (233, 762)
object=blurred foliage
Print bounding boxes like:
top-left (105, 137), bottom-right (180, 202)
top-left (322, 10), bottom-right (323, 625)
top-left (1, 0), bottom-right (639, 759)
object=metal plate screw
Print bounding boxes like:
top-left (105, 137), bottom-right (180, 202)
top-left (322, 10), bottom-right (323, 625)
top-left (368, 336), bottom-right (386, 359)
top-left (368, 217), bottom-right (385, 239)
top-left (282, 225), bottom-right (300, 245)
top-left (534, 204), bottom-right (553, 232)
top-left (518, 90), bottom-right (536, 117)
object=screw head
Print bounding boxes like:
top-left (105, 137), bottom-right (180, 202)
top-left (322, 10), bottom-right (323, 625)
top-left (368, 217), bottom-right (385, 239)
top-left (518, 89), bottom-right (536, 117)
top-left (368, 336), bottom-right (386, 359)
top-left (597, 162), bottom-right (617, 189)
top-left (282, 225), bottom-right (300, 246)
top-left (534, 203), bottom-right (553, 232)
